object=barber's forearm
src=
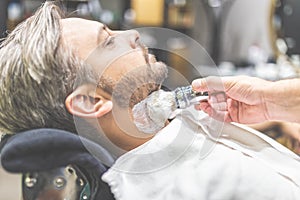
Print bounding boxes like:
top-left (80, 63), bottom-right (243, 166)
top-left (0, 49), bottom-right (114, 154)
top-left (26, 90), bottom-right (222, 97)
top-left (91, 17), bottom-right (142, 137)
top-left (264, 78), bottom-right (300, 123)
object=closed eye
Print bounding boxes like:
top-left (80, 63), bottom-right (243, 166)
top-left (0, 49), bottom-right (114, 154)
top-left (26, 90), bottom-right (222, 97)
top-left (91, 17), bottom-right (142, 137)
top-left (103, 36), bottom-right (115, 48)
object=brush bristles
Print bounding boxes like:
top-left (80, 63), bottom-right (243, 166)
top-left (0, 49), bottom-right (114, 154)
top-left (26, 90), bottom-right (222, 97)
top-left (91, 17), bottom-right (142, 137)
top-left (132, 90), bottom-right (176, 134)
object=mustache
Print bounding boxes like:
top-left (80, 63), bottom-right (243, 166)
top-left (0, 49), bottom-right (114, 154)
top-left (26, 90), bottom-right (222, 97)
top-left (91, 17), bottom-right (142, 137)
top-left (136, 39), bottom-right (149, 64)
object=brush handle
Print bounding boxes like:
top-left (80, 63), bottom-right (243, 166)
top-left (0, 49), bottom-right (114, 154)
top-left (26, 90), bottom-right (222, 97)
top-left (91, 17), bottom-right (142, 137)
top-left (174, 86), bottom-right (208, 109)
top-left (189, 96), bottom-right (209, 104)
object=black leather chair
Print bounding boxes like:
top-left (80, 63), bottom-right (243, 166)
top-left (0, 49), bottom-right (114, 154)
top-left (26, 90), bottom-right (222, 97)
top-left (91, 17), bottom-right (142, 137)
top-left (0, 128), bottom-right (116, 200)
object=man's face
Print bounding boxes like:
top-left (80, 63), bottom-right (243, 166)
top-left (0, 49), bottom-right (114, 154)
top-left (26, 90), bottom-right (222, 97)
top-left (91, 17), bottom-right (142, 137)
top-left (62, 18), bottom-right (168, 151)
top-left (61, 17), bottom-right (168, 108)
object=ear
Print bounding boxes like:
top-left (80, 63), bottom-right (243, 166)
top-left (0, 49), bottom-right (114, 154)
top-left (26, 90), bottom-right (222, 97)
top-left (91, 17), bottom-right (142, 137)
top-left (65, 84), bottom-right (113, 118)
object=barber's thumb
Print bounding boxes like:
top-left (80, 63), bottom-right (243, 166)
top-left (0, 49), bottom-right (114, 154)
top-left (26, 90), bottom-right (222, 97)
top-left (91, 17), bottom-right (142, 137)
top-left (192, 79), bottom-right (207, 91)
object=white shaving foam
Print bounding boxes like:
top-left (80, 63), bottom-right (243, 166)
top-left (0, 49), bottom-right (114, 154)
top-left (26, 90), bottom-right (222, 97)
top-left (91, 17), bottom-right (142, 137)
top-left (132, 90), bottom-right (176, 134)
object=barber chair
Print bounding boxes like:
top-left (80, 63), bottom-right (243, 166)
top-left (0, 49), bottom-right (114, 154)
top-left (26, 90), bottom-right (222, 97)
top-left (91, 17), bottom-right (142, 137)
top-left (0, 129), bottom-right (116, 200)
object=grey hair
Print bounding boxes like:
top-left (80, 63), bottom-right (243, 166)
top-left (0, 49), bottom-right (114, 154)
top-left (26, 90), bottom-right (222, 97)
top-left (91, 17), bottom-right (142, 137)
top-left (0, 2), bottom-right (88, 134)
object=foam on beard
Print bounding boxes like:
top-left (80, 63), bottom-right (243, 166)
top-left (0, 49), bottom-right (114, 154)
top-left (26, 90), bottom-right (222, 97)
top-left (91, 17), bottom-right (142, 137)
top-left (132, 90), bottom-right (176, 134)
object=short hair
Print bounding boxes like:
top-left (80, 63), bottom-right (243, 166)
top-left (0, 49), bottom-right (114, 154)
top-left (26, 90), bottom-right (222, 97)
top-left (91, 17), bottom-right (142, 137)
top-left (0, 2), bottom-right (88, 134)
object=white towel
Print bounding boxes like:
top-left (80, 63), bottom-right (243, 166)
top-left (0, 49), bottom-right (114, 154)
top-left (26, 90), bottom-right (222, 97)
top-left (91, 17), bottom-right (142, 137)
top-left (102, 109), bottom-right (300, 200)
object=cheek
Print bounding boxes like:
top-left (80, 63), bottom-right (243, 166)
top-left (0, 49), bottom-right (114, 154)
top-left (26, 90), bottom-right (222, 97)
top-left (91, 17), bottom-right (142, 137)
top-left (113, 53), bottom-right (147, 73)
top-left (103, 65), bottom-right (125, 82)
top-left (100, 51), bottom-right (147, 84)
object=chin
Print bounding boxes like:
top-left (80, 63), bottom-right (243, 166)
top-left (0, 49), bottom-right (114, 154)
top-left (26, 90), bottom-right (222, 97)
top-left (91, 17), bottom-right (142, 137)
top-left (129, 83), bottom-right (161, 108)
top-left (132, 61), bottom-right (168, 106)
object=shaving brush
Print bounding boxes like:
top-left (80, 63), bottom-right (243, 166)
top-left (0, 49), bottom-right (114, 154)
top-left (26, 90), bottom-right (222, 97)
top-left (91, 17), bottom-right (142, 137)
top-left (132, 86), bottom-right (208, 134)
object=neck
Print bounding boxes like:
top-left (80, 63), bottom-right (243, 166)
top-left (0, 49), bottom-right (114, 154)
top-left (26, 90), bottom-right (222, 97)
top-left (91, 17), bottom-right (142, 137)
top-left (95, 107), bottom-right (154, 154)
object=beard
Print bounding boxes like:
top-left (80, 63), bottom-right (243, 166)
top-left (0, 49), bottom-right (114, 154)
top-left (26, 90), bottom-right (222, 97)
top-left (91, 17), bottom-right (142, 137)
top-left (99, 62), bottom-right (168, 109)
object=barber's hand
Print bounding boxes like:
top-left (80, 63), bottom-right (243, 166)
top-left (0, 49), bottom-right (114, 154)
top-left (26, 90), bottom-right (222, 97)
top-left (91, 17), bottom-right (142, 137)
top-left (192, 76), bottom-right (271, 124)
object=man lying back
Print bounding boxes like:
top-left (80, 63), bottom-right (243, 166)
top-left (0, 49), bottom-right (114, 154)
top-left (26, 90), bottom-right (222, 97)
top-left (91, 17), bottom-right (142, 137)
top-left (0, 2), bottom-right (299, 199)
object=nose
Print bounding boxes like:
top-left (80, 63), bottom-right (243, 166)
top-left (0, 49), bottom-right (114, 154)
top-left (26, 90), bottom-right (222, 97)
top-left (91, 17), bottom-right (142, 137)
top-left (121, 30), bottom-right (140, 49)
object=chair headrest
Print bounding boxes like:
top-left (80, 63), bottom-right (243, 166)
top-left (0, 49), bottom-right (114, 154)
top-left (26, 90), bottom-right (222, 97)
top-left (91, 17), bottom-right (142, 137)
top-left (0, 128), bottom-right (115, 174)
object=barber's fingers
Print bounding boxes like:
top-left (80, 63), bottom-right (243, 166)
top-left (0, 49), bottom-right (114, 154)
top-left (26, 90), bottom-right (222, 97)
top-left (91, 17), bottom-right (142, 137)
top-left (192, 78), bottom-right (206, 91)
top-left (194, 101), bottom-right (209, 111)
top-left (207, 107), bottom-right (232, 122)
top-left (209, 92), bottom-right (227, 103)
top-left (194, 97), bottom-right (227, 112)
top-left (227, 98), bottom-right (239, 122)
top-left (194, 101), bottom-right (232, 122)
top-left (192, 76), bottom-right (239, 93)
top-left (193, 91), bottom-right (226, 111)
top-left (192, 76), bottom-right (224, 92)
top-left (192, 76), bottom-right (246, 95)
top-left (211, 102), bottom-right (228, 111)
top-left (206, 102), bottom-right (229, 121)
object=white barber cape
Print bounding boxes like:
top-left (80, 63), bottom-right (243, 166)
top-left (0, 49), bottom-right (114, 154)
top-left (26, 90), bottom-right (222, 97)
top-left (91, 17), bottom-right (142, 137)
top-left (102, 109), bottom-right (300, 200)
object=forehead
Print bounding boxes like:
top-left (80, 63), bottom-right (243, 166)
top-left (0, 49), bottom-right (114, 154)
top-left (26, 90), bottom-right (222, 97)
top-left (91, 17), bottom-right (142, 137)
top-left (60, 18), bottom-right (107, 60)
top-left (61, 17), bottom-right (103, 29)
